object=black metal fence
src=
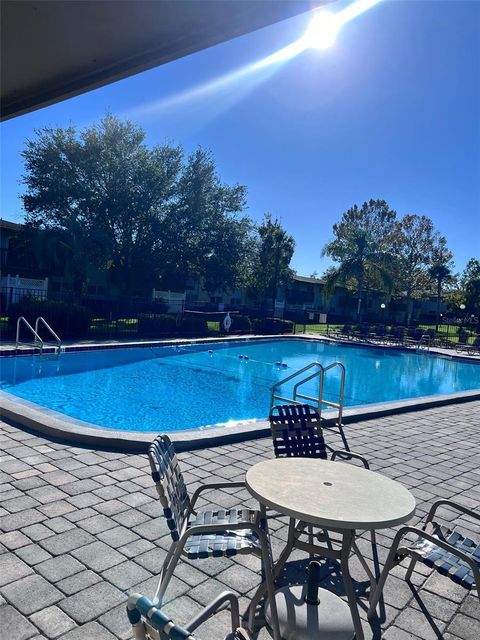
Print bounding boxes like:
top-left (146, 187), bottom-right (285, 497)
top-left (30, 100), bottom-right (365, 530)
top-left (294, 321), bottom-right (480, 346)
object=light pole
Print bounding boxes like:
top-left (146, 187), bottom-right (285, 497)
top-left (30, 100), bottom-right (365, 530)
top-left (380, 302), bottom-right (386, 325)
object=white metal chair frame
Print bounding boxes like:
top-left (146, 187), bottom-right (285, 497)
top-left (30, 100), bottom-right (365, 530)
top-left (368, 499), bottom-right (480, 619)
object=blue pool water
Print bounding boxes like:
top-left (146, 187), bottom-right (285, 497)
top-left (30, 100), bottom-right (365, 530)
top-left (1, 339), bottom-right (479, 432)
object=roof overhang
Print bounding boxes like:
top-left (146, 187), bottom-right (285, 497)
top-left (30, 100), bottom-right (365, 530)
top-left (1, 0), bottom-right (327, 121)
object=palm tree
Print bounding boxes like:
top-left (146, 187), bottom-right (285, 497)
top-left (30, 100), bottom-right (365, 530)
top-left (429, 264), bottom-right (455, 330)
top-left (322, 200), bottom-right (397, 322)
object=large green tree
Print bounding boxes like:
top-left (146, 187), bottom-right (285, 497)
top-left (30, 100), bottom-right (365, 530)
top-left (249, 214), bottom-right (295, 310)
top-left (22, 115), bottom-right (182, 298)
top-left (21, 115), bottom-right (251, 299)
top-left (158, 148), bottom-right (250, 294)
top-left (393, 214), bottom-right (438, 325)
top-left (428, 235), bottom-right (456, 328)
top-left (459, 258), bottom-right (480, 317)
top-left (322, 199), bottom-right (397, 321)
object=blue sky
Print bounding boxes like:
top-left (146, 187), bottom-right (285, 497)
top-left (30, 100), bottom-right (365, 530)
top-left (1, 0), bottom-right (479, 277)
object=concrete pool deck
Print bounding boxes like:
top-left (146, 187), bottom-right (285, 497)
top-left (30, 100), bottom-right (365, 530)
top-left (1, 401), bottom-right (480, 639)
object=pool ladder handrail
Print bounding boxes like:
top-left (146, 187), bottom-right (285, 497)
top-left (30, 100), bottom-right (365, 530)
top-left (270, 360), bottom-right (346, 426)
top-left (35, 317), bottom-right (62, 355)
top-left (416, 334), bottom-right (431, 352)
top-left (16, 316), bottom-right (44, 355)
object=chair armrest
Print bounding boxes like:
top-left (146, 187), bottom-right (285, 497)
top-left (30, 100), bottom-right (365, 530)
top-left (331, 450), bottom-right (370, 469)
top-left (186, 591), bottom-right (240, 633)
top-left (425, 499), bottom-right (480, 526)
top-left (189, 481), bottom-right (246, 510)
top-left (397, 526), bottom-right (480, 579)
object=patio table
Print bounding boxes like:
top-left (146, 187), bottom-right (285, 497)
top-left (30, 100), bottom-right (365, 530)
top-left (245, 458), bottom-right (416, 640)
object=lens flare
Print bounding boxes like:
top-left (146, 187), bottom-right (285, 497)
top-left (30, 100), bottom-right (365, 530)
top-left (124, 0), bottom-right (383, 120)
top-left (301, 11), bottom-right (341, 50)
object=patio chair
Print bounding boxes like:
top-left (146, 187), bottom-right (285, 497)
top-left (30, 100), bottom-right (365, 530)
top-left (368, 499), bottom-right (480, 619)
top-left (148, 434), bottom-right (279, 637)
top-left (468, 336), bottom-right (480, 355)
top-left (127, 590), bottom-right (251, 639)
top-left (268, 404), bottom-right (376, 587)
top-left (386, 326), bottom-right (406, 345)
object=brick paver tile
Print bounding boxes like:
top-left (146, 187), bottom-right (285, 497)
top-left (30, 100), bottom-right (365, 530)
top-left (57, 621), bottom-right (117, 639)
top-left (38, 529), bottom-right (96, 556)
top-left (0, 574), bottom-right (62, 615)
top-left (70, 540), bottom-right (125, 572)
top-left (102, 560), bottom-right (151, 590)
top-left (15, 543), bottom-right (52, 566)
top-left (0, 508), bottom-right (46, 532)
top-left (0, 530), bottom-right (32, 550)
top-left (447, 613), bottom-right (480, 640)
top-left (29, 606), bottom-right (76, 639)
top-left (58, 581), bottom-right (126, 624)
top-left (56, 570), bottom-right (102, 597)
top-left (36, 555), bottom-right (86, 582)
top-left (0, 604), bottom-right (38, 640)
top-left (0, 553), bottom-right (33, 587)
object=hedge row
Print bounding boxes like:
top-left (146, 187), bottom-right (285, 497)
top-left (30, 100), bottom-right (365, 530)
top-left (7, 299), bottom-right (92, 339)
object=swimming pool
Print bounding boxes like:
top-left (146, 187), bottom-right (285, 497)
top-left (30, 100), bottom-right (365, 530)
top-left (1, 338), bottom-right (479, 432)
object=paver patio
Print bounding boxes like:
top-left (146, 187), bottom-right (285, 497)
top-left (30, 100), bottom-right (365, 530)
top-left (1, 401), bottom-right (480, 639)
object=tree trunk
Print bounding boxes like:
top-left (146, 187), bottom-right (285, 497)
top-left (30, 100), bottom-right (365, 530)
top-left (435, 280), bottom-right (441, 331)
top-left (356, 275), bottom-right (364, 322)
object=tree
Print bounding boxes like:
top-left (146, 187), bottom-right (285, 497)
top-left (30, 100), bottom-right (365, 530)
top-left (322, 199), bottom-right (397, 321)
top-left (22, 115), bottom-right (183, 298)
top-left (428, 235), bottom-right (456, 329)
top-left (250, 214), bottom-right (295, 310)
top-left (158, 149), bottom-right (250, 294)
top-left (393, 214), bottom-right (437, 325)
top-left (21, 116), bottom-right (251, 299)
top-left (460, 258), bottom-right (480, 316)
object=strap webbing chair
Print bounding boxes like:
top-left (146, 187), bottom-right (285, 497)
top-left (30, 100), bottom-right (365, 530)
top-left (148, 435), bottom-right (280, 639)
top-left (266, 404), bottom-right (376, 599)
top-left (127, 591), bottom-right (251, 640)
top-left (368, 499), bottom-right (480, 619)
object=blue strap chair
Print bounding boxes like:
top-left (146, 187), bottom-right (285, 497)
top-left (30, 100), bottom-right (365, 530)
top-left (127, 590), bottom-right (251, 639)
top-left (267, 404), bottom-right (376, 594)
top-left (368, 499), bottom-right (480, 619)
top-left (148, 435), bottom-right (280, 639)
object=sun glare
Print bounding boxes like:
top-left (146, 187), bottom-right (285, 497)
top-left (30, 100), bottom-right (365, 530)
top-left (301, 0), bottom-right (383, 51)
top-left (125, 0), bottom-right (383, 120)
top-left (301, 11), bottom-right (341, 50)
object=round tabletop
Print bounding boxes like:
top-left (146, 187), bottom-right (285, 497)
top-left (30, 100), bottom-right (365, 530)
top-left (245, 458), bottom-right (416, 531)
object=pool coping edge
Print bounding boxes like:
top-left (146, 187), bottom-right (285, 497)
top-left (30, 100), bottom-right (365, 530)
top-left (1, 387), bottom-right (480, 453)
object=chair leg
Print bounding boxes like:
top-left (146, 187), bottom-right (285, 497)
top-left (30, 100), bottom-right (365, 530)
top-left (405, 556), bottom-right (418, 582)
top-left (368, 545), bottom-right (402, 618)
top-left (153, 540), bottom-right (185, 606)
top-left (257, 527), bottom-right (281, 640)
top-left (341, 530), bottom-right (364, 640)
top-left (308, 523), bottom-right (315, 559)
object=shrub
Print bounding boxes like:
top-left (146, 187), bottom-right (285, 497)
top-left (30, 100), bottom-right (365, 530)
top-left (457, 329), bottom-right (469, 344)
top-left (251, 317), bottom-right (294, 335)
top-left (7, 297), bottom-right (91, 339)
top-left (229, 314), bottom-right (252, 333)
top-left (137, 313), bottom-right (177, 337)
top-left (180, 315), bottom-right (209, 336)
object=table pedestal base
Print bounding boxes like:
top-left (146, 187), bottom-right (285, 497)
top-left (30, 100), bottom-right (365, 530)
top-left (265, 586), bottom-right (355, 640)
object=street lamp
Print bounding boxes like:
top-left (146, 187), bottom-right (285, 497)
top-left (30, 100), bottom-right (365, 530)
top-left (380, 303), bottom-right (386, 325)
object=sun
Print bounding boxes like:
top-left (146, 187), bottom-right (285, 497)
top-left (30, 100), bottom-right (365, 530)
top-left (301, 10), bottom-right (341, 50)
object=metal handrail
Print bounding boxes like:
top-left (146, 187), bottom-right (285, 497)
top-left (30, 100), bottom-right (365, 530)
top-left (35, 317), bottom-right (62, 354)
top-left (270, 360), bottom-right (346, 425)
top-left (416, 334), bottom-right (431, 352)
top-left (16, 317), bottom-right (44, 354)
